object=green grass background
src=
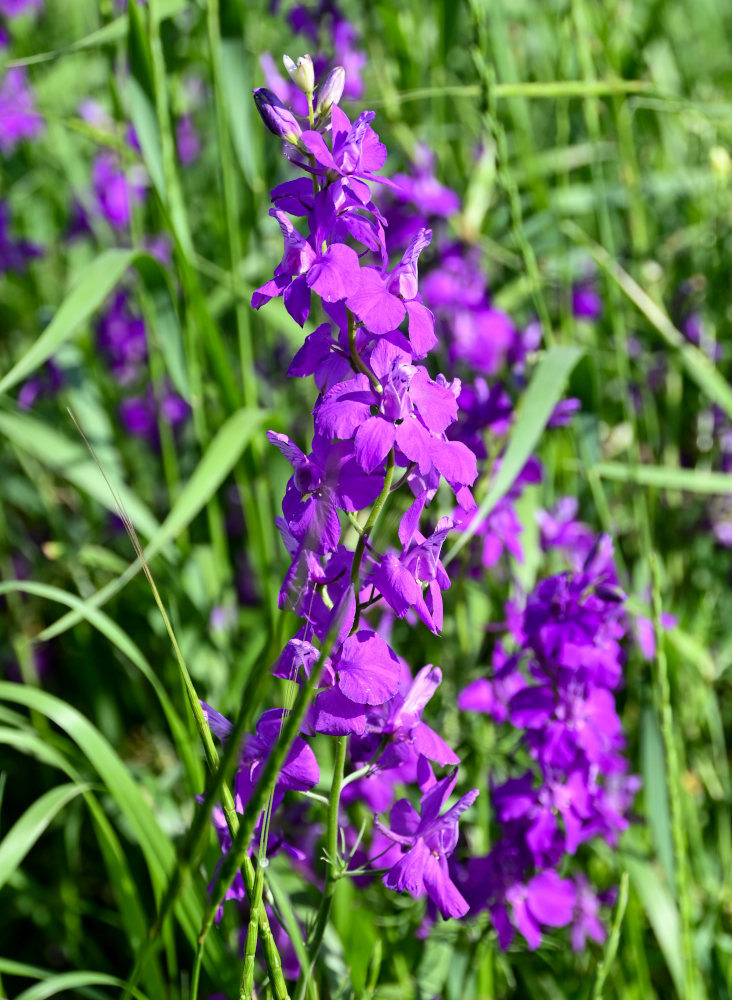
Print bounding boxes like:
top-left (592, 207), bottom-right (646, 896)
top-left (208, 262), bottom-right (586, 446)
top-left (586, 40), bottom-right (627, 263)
top-left (1, 0), bottom-right (732, 997)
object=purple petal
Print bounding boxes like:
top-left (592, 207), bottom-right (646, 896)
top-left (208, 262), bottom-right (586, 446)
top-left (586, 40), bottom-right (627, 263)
top-left (284, 273), bottom-right (311, 326)
top-left (423, 852), bottom-right (470, 919)
top-left (311, 687), bottom-right (366, 736)
top-left (527, 871), bottom-right (576, 927)
top-left (308, 243), bottom-right (362, 303)
top-left (509, 685), bottom-right (555, 729)
top-left (354, 416), bottom-right (396, 473)
top-left (336, 631), bottom-right (401, 705)
top-left (405, 300), bottom-right (437, 357)
top-left (383, 838), bottom-right (429, 896)
top-left (346, 267), bottom-right (406, 335)
top-left (412, 722), bottom-right (460, 766)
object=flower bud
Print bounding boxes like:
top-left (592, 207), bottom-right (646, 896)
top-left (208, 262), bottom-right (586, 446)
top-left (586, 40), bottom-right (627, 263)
top-left (283, 53), bottom-right (315, 96)
top-left (315, 66), bottom-right (346, 119)
top-left (252, 88), bottom-right (302, 145)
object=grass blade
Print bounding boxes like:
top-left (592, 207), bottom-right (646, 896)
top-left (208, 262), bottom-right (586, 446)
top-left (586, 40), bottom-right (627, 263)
top-left (37, 406), bottom-right (269, 642)
top-left (445, 345), bottom-right (584, 563)
top-left (0, 782), bottom-right (90, 892)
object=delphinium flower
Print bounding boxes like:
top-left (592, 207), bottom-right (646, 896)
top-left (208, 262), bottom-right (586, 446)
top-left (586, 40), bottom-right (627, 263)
top-left (457, 529), bottom-right (639, 949)
top-left (200, 59), bottom-right (479, 971)
top-left (97, 290), bottom-right (147, 385)
top-left (0, 65), bottom-right (43, 153)
top-left (0, 0), bottom-right (44, 16)
top-left (571, 281), bottom-right (603, 322)
top-left (0, 201), bottom-right (42, 275)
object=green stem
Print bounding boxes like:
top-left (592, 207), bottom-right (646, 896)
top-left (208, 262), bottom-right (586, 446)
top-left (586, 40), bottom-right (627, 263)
top-left (650, 554), bottom-right (696, 999)
top-left (197, 601), bottom-right (351, 978)
top-left (293, 735), bottom-right (348, 1000)
top-left (347, 310), bottom-right (382, 391)
top-left (240, 861), bottom-right (266, 1000)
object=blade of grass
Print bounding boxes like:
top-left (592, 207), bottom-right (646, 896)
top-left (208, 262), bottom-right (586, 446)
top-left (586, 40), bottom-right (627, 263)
top-left (0, 782), bottom-right (91, 892)
top-left (445, 345), bottom-right (584, 564)
top-left (0, 410), bottom-right (161, 541)
top-left (0, 683), bottom-right (227, 974)
top-left (37, 406), bottom-right (269, 643)
top-left (563, 220), bottom-right (732, 421)
top-left (592, 461), bottom-right (732, 494)
top-left (0, 579), bottom-right (201, 792)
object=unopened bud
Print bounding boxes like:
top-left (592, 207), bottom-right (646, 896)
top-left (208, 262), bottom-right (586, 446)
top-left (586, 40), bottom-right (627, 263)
top-left (252, 88), bottom-right (302, 145)
top-left (315, 66), bottom-right (346, 119)
top-left (283, 53), bottom-right (315, 96)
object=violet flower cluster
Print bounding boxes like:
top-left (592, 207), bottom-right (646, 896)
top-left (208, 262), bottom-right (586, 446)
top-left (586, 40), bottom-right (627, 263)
top-left (457, 525), bottom-right (639, 949)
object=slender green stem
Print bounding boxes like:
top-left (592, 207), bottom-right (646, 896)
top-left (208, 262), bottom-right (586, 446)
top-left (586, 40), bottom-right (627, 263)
top-left (293, 735), bottom-right (348, 1000)
top-left (241, 861), bottom-right (266, 1000)
top-left (650, 554), bottom-right (696, 1000)
top-left (590, 871), bottom-right (629, 1000)
top-left (198, 600), bottom-right (351, 977)
top-left (190, 940), bottom-right (204, 1000)
top-left (348, 310), bottom-right (382, 391)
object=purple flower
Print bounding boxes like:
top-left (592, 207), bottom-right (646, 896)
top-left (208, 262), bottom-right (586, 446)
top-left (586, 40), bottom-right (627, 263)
top-left (377, 770), bottom-right (478, 919)
top-left (252, 207), bottom-right (361, 325)
top-left (0, 0), bottom-right (43, 19)
top-left (176, 113), bottom-right (201, 165)
top-left (17, 360), bottom-right (64, 410)
top-left (97, 291), bottom-right (147, 384)
top-left (0, 201), bottom-right (42, 275)
top-left (0, 67), bottom-right (43, 153)
top-left (572, 282), bottom-right (602, 321)
top-left (91, 152), bottom-right (147, 229)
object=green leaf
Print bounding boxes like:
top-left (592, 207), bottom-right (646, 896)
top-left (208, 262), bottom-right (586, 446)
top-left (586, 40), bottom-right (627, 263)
top-left (593, 461), bottom-right (732, 494)
top-left (445, 345), bottom-right (584, 563)
top-left (5, 0), bottom-right (187, 66)
top-left (13, 971), bottom-right (150, 1000)
top-left (0, 727), bottom-right (166, 995)
top-left (128, 1), bottom-right (166, 198)
top-left (0, 782), bottom-right (90, 892)
top-left (0, 684), bottom-right (227, 975)
top-left (38, 406), bottom-right (270, 642)
top-left (563, 220), bottom-right (732, 421)
top-left (0, 410), bottom-right (161, 542)
top-left (0, 249), bottom-right (135, 396)
top-left (0, 580), bottom-right (200, 791)
top-left (625, 854), bottom-right (684, 995)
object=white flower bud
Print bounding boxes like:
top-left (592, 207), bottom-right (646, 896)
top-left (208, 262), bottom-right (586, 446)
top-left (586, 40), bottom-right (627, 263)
top-left (283, 53), bottom-right (315, 96)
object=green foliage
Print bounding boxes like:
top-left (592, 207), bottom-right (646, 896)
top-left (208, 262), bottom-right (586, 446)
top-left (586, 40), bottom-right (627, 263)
top-left (2, 0), bottom-right (732, 998)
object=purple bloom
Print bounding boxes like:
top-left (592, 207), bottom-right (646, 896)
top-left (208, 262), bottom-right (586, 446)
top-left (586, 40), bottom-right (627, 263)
top-left (17, 360), bottom-right (64, 410)
top-left (0, 67), bottom-right (43, 153)
top-left (97, 291), bottom-right (147, 384)
top-left (0, 0), bottom-right (43, 18)
top-left (91, 152), bottom-right (147, 229)
top-left (377, 770), bottom-right (478, 919)
top-left (572, 283), bottom-right (602, 321)
top-left (0, 201), bottom-right (42, 274)
top-left (176, 113), bottom-right (201, 165)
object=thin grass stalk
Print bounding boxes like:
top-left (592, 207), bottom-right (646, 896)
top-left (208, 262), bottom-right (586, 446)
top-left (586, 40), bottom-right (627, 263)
top-left (468, 9), bottom-right (555, 348)
top-left (590, 871), bottom-right (629, 1000)
top-left (292, 734), bottom-right (348, 1000)
top-left (240, 861), bottom-right (266, 1000)
top-left (650, 554), bottom-right (696, 1000)
top-left (70, 413), bottom-right (289, 1000)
